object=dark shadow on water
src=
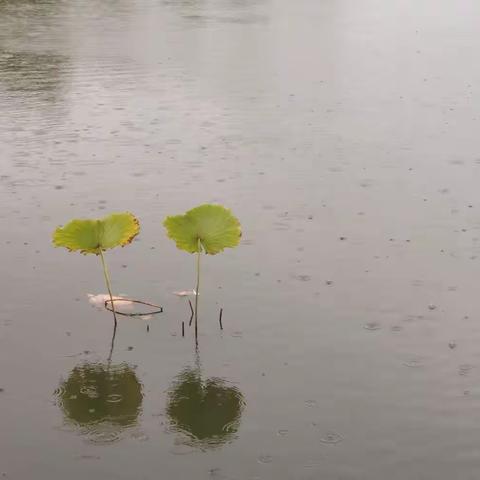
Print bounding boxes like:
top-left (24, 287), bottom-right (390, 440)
top-left (166, 363), bottom-right (245, 450)
top-left (162, 0), bottom-right (269, 25)
top-left (0, 0), bottom-right (71, 113)
top-left (55, 362), bottom-right (143, 444)
top-left (0, 50), bottom-right (69, 99)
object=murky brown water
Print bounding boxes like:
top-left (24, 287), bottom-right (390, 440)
top-left (1, 0), bottom-right (480, 478)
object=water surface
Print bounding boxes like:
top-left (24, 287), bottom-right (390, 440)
top-left (1, 1), bottom-right (480, 478)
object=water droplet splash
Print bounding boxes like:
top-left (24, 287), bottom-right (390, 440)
top-left (319, 431), bottom-right (343, 444)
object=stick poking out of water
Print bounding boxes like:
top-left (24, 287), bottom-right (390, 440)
top-left (188, 299), bottom-right (194, 327)
top-left (182, 321), bottom-right (185, 337)
top-left (219, 308), bottom-right (223, 330)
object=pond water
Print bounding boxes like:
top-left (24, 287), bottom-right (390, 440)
top-left (1, 0), bottom-right (480, 478)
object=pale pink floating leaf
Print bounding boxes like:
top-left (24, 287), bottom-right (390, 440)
top-left (173, 290), bottom-right (197, 297)
top-left (87, 294), bottom-right (134, 310)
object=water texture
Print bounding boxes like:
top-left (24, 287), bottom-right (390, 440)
top-left (1, 1), bottom-right (480, 479)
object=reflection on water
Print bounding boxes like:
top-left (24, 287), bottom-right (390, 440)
top-left (166, 365), bottom-right (245, 449)
top-left (0, 50), bottom-right (68, 100)
top-left (55, 362), bottom-right (143, 444)
top-left (163, 0), bottom-right (268, 25)
top-left (0, 0), bottom-right (71, 120)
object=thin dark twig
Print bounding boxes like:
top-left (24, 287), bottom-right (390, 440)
top-left (104, 298), bottom-right (163, 317)
top-left (219, 308), bottom-right (223, 330)
top-left (107, 321), bottom-right (117, 364)
top-left (182, 321), bottom-right (185, 337)
top-left (188, 299), bottom-right (194, 327)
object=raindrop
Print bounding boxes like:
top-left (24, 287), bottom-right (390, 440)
top-left (403, 358), bottom-right (424, 368)
top-left (80, 386), bottom-right (99, 399)
top-left (296, 275), bottom-right (311, 282)
top-left (130, 431), bottom-right (149, 441)
top-left (208, 468), bottom-right (224, 478)
top-left (107, 394), bottom-right (123, 404)
top-left (458, 364), bottom-right (474, 376)
top-left (257, 454), bottom-right (273, 464)
top-left (88, 430), bottom-right (120, 445)
top-left (319, 431), bottom-right (343, 444)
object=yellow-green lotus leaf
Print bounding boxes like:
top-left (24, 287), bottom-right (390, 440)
top-left (163, 204), bottom-right (241, 254)
top-left (53, 212), bottom-right (140, 255)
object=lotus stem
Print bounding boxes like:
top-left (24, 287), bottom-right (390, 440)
top-left (99, 249), bottom-right (117, 328)
top-left (194, 240), bottom-right (201, 345)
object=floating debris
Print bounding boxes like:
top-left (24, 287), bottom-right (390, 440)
top-left (88, 294), bottom-right (134, 310)
top-left (173, 290), bottom-right (197, 297)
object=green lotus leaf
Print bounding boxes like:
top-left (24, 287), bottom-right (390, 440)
top-left (163, 204), bottom-right (241, 255)
top-left (53, 212), bottom-right (140, 255)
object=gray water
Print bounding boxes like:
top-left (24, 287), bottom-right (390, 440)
top-left (1, 0), bottom-right (480, 478)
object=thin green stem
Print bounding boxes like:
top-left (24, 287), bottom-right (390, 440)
top-left (194, 239), bottom-right (201, 346)
top-left (99, 249), bottom-right (117, 329)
